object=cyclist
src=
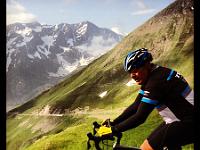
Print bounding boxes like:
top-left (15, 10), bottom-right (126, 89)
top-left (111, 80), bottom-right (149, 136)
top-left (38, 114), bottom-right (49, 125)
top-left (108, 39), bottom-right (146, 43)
top-left (102, 48), bottom-right (194, 150)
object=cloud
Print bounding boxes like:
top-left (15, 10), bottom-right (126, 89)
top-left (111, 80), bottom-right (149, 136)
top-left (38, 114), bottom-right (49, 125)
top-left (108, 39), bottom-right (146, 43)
top-left (59, 9), bottom-right (65, 13)
top-left (77, 36), bottom-right (119, 56)
top-left (131, 0), bottom-right (156, 16)
top-left (111, 27), bottom-right (127, 36)
top-left (131, 9), bottom-right (156, 15)
top-left (135, 0), bottom-right (147, 9)
top-left (6, 0), bottom-right (37, 25)
top-left (63, 0), bottom-right (79, 5)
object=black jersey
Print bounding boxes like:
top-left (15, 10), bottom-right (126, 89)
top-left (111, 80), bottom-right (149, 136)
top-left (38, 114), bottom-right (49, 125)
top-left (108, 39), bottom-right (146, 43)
top-left (140, 65), bottom-right (193, 120)
top-left (113, 65), bottom-right (194, 132)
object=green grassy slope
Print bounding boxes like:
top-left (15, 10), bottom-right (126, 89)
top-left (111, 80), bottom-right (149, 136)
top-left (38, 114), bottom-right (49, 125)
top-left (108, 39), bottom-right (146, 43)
top-left (7, 0), bottom-right (194, 149)
top-left (8, 0), bottom-right (193, 115)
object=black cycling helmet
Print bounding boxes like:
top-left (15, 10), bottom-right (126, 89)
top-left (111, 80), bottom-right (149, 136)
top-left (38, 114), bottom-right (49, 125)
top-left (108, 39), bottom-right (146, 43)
top-left (124, 48), bottom-right (153, 72)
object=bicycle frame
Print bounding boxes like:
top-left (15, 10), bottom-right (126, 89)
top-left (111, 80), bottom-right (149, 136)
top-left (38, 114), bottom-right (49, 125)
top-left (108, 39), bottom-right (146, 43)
top-left (87, 121), bottom-right (141, 150)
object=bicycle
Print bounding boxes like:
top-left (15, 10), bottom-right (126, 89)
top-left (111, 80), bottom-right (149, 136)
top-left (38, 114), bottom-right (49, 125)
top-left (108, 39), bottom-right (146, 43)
top-left (86, 121), bottom-right (141, 150)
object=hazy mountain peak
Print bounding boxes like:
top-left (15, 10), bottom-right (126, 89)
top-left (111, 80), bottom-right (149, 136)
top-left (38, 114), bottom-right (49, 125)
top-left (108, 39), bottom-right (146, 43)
top-left (6, 20), bottom-right (123, 110)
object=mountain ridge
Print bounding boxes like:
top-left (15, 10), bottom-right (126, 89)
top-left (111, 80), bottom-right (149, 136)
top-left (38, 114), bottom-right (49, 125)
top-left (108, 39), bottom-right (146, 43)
top-left (6, 21), bottom-right (123, 111)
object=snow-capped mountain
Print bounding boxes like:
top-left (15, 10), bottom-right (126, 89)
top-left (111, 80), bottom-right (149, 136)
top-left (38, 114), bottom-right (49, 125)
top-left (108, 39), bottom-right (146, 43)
top-left (6, 21), bottom-right (123, 111)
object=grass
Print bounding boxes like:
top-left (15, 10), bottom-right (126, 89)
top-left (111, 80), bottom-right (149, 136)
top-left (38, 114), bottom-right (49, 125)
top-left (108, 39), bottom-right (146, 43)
top-left (18, 111), bottom-right (194, 150)
top-left (21, 112), bottom-right (161, 150)
top-left (24, 116), bottom-right (96, 150)
top-left (7, 116), bottom-right (41, 150)
top-left (6, 114), bottom-right (83, 150)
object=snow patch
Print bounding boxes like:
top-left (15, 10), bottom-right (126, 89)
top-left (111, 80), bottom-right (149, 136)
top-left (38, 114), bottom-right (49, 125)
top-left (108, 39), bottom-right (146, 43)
top-left (49, 53), bottom-right (94, 77)
top-left (42, 24), bottom-right (53, 28)
top-left (62, 24), bottom-right (69, 32)
top-left (41, 35), bottom-right (55, 50)
top-left (16, 42), bottom-right (26, 47)
top-left (55, 24), bottom-right (59, 30)
top-left (59, 46), bottom-right (71, 52)
top-left (48, 65), bottom-right (76, 77)
top-left (99, 91), bottom-right (108, 98)
top-left (16, 27), bottom-right (32, 36)
top-left (79, 56), bottom-right (94, 66)
top-left (65, 65), bottom-right (77, 73)
top-left (34, 51), bottom-right (42, 59)
top-left (67, 38), bottom-right (74, 46)
top-left (24, 35), bottom-right (33, 43)
top-left (27, 54), bottom-right (34, 59)
top-left (48, 54), bottom-right (78, 77)
top-left (28, 45), bottom-right (51, 59)
top-left (76, 24), bottom-right (88, 35)
top-left (56, 53), bottom-right (69, 67)
top-left (6, 48), bottom-right (16, 72)
top-left (14, 27), bottom-right (33, 46)
top-left (32, 26), bottom-right (42, 32)
top-left (7, 37), bottom-right (18, 47)
top-left (37, 45), bottom-right (51, 57)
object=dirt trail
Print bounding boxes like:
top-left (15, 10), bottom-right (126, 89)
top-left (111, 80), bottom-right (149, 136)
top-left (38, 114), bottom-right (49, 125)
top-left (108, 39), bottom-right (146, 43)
top-left (16, 107), bottom-right (126, 134)
top-left (70, 107), bottom-right (126, 120)
top-left (18, 113), bottom-right (64, 117)
top-left (17, 107), bottom-right (126, 120)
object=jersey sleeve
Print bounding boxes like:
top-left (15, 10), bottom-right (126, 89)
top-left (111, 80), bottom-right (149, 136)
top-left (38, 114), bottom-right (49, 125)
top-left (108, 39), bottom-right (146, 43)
top-left (114, 101), bottom-right (155, 132)
top-left (112, 93), bottom-right (142, 125)
top-left (113, 89), bottom-right (158, 132)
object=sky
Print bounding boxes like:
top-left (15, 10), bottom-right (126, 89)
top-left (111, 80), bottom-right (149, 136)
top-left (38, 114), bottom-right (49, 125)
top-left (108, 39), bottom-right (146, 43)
top-left (6, 0), bottom-right (175, 35)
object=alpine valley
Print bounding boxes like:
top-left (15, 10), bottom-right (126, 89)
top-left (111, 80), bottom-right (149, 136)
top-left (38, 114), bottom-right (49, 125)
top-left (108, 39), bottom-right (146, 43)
top-left (6, 21), bottom-right (123, 111)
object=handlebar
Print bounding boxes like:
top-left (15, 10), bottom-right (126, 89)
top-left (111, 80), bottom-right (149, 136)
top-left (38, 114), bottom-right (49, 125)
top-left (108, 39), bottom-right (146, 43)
top-left (87, 121), bottom-right (122, 150)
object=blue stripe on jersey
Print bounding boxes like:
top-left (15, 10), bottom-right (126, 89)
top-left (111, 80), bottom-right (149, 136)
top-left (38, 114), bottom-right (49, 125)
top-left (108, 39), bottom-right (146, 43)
top-left (139, 90), bottom-right (144, 95)
top-left (182, 85), bottom-right (191, 97)
top-left (141, 97), bottom-right (159, 105)
top-left (167, 70), bottom-right (174, 81)
top-left (155, 104), bottom-right (162, 108)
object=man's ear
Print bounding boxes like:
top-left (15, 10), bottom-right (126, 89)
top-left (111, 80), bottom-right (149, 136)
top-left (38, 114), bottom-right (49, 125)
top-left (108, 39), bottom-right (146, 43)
top-left (144, 62), bottom-right (152, 71)
top-left (144, 62), bottom-right (150, 68)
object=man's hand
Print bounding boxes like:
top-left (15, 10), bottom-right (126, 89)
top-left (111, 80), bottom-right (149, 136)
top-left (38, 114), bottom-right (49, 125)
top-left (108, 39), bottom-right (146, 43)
top-left (97, 126), bottom-right (112, 136)
top-left (101, 118), bottom-right (114, 127)
top-left (97, 125), bottom-right (120, 137)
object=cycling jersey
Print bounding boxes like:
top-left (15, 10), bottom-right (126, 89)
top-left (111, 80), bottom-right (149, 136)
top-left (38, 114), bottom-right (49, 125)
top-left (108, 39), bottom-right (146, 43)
top-left (140, 85), bottom-right (194, 124)
top-left (139, 65), bottom-right (194, 121)
top-left (112, 64), bottom-right (194, 149)
top-left (113, 65), bottom-right (194, 127)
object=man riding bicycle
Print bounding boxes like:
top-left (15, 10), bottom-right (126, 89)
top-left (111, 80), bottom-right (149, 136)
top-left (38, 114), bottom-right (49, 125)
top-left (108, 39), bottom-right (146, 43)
top-left (101, 48), bottom-right (194, 150)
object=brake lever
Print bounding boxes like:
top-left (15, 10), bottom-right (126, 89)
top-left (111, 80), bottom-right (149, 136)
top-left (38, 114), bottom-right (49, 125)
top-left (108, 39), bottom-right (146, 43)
top-left (107, 119), bottom-right (111, 127)
top-left (87, 132), bottom-right (102, 150)
top-left (93, 121), bottom-right (101, 128)
top-left (93, 121), bottom-right (101, 135)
